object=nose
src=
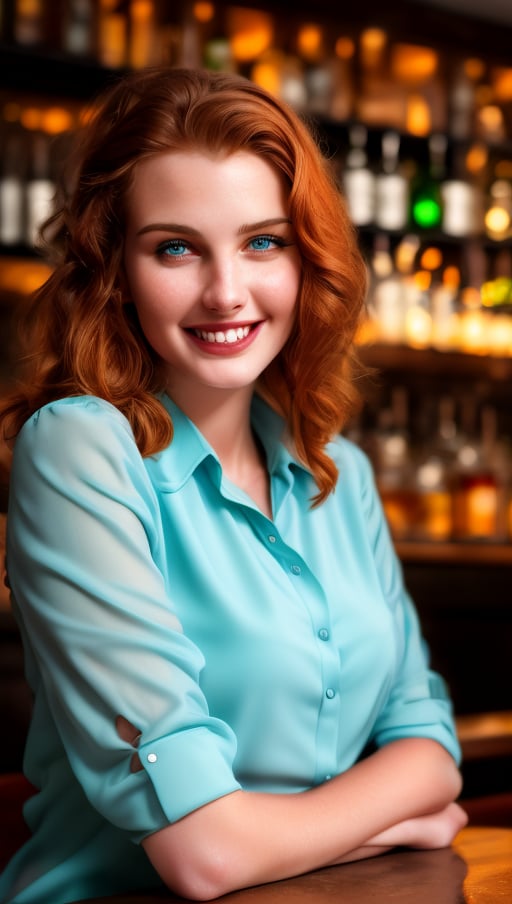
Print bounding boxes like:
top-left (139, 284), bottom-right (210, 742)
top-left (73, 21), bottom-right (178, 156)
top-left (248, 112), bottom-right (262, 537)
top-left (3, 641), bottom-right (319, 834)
top-left (201, 256), bottom-right (249, 313)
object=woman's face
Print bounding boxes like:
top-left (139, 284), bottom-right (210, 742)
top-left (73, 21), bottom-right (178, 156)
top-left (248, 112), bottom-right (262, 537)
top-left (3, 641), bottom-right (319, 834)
top-left (123, 149), bottom-right (301, 408)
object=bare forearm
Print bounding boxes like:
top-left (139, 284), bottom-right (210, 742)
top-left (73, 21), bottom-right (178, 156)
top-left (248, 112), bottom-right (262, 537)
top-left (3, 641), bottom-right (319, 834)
top-left (143, 737), bottom-right (462, 899)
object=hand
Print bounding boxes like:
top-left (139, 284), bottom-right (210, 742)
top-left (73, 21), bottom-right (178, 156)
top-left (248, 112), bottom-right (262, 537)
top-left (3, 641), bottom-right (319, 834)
top-left (372, 802), bottom-right (468, 851)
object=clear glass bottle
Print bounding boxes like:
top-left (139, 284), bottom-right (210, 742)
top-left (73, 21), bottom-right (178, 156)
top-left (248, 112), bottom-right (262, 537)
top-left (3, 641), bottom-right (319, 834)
top-left (341, 124), bottom-right (375, 228)
top-left (452, 404), bottom-right (507, 542)
top-left (373, 387), bottom-right (417, 540)
top-left (412, 396), bottom-right (462, 542)
top-left (374, 131), bottom-right (409, 232)
top-left (0, 128), bottom-right (27, 246)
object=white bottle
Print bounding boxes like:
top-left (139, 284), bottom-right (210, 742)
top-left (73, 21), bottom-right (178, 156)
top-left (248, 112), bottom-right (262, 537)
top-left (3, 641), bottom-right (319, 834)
top-left (25, 133), bottom-right (56, 248)
top-left (342, 124), bottom-right (375, 227)
top-left (374, 131), bottom-right (409, 232)
top-left (0, 131), bottom-right (26, 245)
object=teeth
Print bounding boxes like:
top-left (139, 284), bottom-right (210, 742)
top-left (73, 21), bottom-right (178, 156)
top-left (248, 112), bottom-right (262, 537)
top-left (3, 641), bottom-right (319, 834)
top-left (194, 325), bottom-right (251, 344)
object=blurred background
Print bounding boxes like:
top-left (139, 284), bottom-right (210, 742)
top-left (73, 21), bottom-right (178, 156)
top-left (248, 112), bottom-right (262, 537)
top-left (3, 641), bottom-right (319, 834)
top-left (0, 0), bottom-right (511, 796)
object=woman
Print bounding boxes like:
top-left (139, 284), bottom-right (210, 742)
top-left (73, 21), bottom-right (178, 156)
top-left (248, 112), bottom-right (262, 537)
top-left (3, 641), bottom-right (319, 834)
top-left (0, 67), bottom-right (466, 904)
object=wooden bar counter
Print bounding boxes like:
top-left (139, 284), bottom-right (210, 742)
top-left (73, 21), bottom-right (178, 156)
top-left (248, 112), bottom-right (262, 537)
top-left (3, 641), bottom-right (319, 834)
top-left (71, 824), bottom-right (512, 904)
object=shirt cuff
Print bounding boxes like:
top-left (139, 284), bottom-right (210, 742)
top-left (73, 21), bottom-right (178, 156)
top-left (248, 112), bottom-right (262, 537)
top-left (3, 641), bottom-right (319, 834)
top-left (138, 725), bottom-right (242, 829)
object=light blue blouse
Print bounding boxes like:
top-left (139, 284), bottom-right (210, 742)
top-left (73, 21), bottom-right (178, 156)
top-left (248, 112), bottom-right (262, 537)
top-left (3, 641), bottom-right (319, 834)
top-left (1, 393), bottom-right (460, 904)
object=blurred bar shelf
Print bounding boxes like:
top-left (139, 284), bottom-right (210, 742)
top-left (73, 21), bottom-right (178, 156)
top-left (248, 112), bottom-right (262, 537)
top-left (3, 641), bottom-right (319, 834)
top-left (395, 540), bottom-right (512, 566)
top-left (359, 343), bottom-right (512, 383)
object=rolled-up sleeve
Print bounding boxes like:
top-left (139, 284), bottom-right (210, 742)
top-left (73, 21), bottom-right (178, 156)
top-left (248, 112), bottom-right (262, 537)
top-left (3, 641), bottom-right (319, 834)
top-left (355, 449), bottom-right (461, 764)
top-left (7, 397), bottom-right (241, 841)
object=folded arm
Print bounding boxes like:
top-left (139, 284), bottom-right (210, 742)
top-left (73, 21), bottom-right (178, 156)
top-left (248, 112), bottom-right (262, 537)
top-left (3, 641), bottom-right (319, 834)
top-left (142, 736), bottom-right (465, 900)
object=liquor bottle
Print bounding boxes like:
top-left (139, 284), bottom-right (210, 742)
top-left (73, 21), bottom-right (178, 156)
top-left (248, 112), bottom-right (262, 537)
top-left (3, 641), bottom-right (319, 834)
top-left (441, 146), bottom-right (484, 238)
top-left (341, 124), bottom-right (375, 227)
top-left (410, 133), bottom-right (447, 231)
top-left (412, 396), bottom-right (461, 542)
top-left (0, 129), bottom-right (27, 246)
top-left (98, 0), bottom-right (128, 68)
top-left (129, 0), bottom-right (157, 68)
top-left (13, 0), bottom-right (45, 46)
top-left (452, 404), bottom-right (507, 542)
top-left (63, 0), bottom-right (96, 57)
top-left (373, 386), bottom-right (417, 539)
top-left (374, 131), bottom-right (409, 232)
top-left (25, 132), bottom-right (56, 248)
top-left (370, 234), bottom-right (405, 344)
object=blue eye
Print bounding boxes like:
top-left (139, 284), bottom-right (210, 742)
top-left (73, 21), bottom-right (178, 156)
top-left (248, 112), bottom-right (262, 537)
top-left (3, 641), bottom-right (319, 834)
top-left (157, 239), bottom-right (190, 257)
top-left (248, 234), bottom-right (286, 252)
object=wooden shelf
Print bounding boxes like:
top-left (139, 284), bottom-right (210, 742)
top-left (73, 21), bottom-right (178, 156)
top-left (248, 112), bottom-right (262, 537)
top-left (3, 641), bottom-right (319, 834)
top-left (359, 343), bottom-right (512, 383)
top-left (457, 711), bottom-right (512, 761)
top-left (395, 540), bottom-right (512, 566)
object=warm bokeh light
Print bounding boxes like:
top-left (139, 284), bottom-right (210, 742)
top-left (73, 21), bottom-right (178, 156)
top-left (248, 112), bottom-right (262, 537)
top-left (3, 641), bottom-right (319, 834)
top-left (193, 1), bottom-right (215, 23)
top-left (41, 107), bottom-right (74, 134)
top-left (477, 104), bottom-right (505, 140)
top-left (485, 205), bottom-right (511, 236)
top-left (227, 8), bottom-right (273, 62)
top-left (335, 36), bottom-right (355, 60)
top-left (420, 247), bottom-right (443, 271)
top-left (360, 28), bottom-right (387, 68)
top-left (465, 143), bottom-right (488, 175)
top-left (297, 24), bottom-right (323, 62)
top-left (250, 56), bottom-right (282, 97)
top-left (406, 93), bottom-right (431, 136)
top-left (0, 258), bottom-right (52, 295)
top-left (492, 67), bottom-right (512, 101)
top-left (20, 107), bottom-right (42, 130)
top-left (464, 57), bottom-right (485, 81)
top-left (391, 44), bottom-right (438, 83)
top-left (413, 270), bottom-right (432, 292)
top-left (405, 302), bottom-right (432, 348)
top-left (443, 266), bottom-right (461, 289)
top-left (495, 159), bottom-right (512, 180)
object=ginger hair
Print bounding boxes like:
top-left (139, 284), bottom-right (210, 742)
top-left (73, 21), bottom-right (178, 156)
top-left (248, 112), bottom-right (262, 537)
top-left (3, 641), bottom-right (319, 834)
top-left (0, 67), bottom-right (367, 504)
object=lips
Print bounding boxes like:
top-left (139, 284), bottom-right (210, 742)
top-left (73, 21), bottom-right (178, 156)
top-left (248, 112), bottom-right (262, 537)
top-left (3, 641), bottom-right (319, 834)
top-left (192, 325), bottom-right (251, 344)
top-left (185, 321), bottom-right (263, 353)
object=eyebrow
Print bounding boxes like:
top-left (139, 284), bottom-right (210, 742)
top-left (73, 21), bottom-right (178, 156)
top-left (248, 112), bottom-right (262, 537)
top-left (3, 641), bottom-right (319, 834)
top-left (136, 217), bottom-right (292, 237)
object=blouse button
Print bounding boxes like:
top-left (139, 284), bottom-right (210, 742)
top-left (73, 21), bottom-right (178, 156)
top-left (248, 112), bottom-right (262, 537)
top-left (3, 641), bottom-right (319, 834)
top-left (318, 628), bottom-right (329, 641)
top-left (268, 535), bottom-right (276, 544)
top-left (290, 565), bottom-right (301, 575)
top-left (147, 753), bottom-right (158, 764)
top-left (325, 688), bottom-right (336, 700)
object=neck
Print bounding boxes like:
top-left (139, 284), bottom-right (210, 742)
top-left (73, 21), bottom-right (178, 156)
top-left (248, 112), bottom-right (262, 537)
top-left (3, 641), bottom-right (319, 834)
top-left (168, 383), bottom-right (272, 518)
top-left (168, 384), bottom-right (257, 470)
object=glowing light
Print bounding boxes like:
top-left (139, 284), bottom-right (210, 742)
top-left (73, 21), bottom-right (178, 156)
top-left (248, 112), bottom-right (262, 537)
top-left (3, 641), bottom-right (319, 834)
top-left (406, 94), bottom-right (431, 137)
top-left (392, 44), bottom-right (438, 83)
top-left (251, 59), bottom-right (281, 97)
top-left (493, 67), bottom-right (512, 101)
top-left (297, 24), bottom-right (323, 62)
top-left (405, 303), bottom-right (432, 348)
top-left (485, 205), bottom-right (510, 236)
top-left (420, 247), bottom-right (443, 271)
top-left (20, 107), bottom-right (42, 130)
top-left (465, 143), bottom-right (488, 175)
top-left (335, 36), bottom-right (355, 60)
top-left (193, 1), bottom-right (214, 23)
top-left (464, 58), bottom-right (485, 81)
top-left (228, 8), bottom-right (273, 62)
top-left (41, 107), bottom-right (74, 134)
top-left (360, 28), bottom-right (387, 68)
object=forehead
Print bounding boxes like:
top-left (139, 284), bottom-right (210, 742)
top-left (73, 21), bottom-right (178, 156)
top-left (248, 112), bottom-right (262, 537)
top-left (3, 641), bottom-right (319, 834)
top-left (126, 149), bottom-right (290, 218)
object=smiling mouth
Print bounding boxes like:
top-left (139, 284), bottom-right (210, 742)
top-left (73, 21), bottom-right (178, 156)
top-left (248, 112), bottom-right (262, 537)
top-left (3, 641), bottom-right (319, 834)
top-left (189, 325), bottom-right (253, 345)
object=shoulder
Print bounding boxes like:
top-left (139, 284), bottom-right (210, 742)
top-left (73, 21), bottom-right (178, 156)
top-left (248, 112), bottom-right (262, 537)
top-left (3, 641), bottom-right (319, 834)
top-left (328, 433), bottom-right (375, 486)
top-left (16, 396), bottom-right (135, 450)
top-left (12, 396), bottom-right (143, 485)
